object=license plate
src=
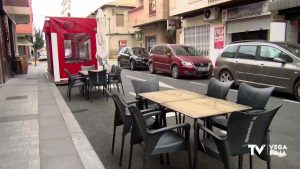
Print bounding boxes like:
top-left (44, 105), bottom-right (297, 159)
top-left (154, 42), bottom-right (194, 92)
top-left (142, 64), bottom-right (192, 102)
top-left (196, 67), bottom-right (209, 71)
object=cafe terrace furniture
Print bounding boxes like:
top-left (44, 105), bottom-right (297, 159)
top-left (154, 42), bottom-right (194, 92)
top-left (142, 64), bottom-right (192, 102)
top-left (108, 66), bottom-right (125, 94)
top-left (197, 106), bottom-right (282, 169)
top-left (210, 83), bottom-right (275, 130)
top-left (81, 65), bottom-right (95, 71)
top-left (128, 106), bottom-right (192, 169)
top-left (87, 70), bottom-right (107, 102)
top-left (138, 89), bottom-right (251, 169)
top-left (64, 68), bottom-right (86, 101)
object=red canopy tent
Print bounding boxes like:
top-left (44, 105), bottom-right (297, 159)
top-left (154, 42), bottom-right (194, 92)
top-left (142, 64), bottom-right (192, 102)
top-left (43, 17), bottom-right (97, 83)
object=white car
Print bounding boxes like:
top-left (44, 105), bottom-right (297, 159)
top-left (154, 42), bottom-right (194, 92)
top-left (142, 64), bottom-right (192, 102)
top-left (38, 52), bottom-right (47, 61)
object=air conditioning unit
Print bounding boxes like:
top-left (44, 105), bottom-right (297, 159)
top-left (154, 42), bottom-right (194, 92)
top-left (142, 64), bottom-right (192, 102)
top-left (204, 8), bottom-right (220, 21)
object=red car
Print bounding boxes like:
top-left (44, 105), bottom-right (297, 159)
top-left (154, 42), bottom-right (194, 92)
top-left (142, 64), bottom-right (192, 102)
top-left (148, 44), bottom-right (213, 78)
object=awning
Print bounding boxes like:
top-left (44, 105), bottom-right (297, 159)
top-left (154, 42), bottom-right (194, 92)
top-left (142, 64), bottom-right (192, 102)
top-left (17, 39), bottom-right (33, 46)
top-left (269, 0), bottom-right (300, 12)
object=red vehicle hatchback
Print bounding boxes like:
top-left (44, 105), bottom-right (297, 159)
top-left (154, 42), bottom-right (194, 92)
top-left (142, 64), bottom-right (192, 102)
top-left (148, 44), bottom-right (213, 78)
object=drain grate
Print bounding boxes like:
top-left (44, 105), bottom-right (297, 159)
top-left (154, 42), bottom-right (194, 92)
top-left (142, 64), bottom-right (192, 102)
top-left (72, 108), bottom-right (88, 114)
top-left (6, 95), bottom-right (28, 101)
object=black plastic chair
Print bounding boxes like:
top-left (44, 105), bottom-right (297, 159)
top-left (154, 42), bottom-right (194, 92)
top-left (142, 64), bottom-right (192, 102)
top-left (109, 66), bottom-right (124, 94)
top-left (131, 77), bottom-right (159, 109)
top-left (198, 106), bottom-right (282, 169)
top-left (64, 68), bottom-right (86, 101)
top-left (88, 70), bottom-right (107, 102)
top-left (110, 93), bottom-right (158, 167)
top-left (211, 83), bottom-right (275, 130)
top-left (128, 105), bottom-right (192, 169)
top-left (207, 78), bottom-right (234, 99)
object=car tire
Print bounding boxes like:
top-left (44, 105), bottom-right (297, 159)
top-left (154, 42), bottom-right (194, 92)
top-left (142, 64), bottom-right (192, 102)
top-left (294, 80), bottom-right (300, 101)
top-left (149, 63), bottom-right (156, 74)
top-left (219, 70), bottom-right (233, 82)
top-left (130, 60), bottom-right (136, 71)
top-left (171, 65), bottom-right (180, 79)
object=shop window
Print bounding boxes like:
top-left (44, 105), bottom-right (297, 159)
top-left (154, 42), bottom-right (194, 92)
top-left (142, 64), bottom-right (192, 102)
top-left (64, 33), bottom-right (91, 63)
top-left (18, 46), bottom-right (26, 55)
top-left (116, 14), bottom-right (124, 27)
top-left (184, 25), bottom-right (210, 56)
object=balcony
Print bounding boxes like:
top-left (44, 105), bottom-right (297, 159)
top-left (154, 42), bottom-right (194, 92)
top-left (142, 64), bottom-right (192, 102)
top-left (128, 0), bottom-right (170, 27)
top-left (170, 0), bottom-right (232, 16)
top-left (2, 0), bottom-right (31, 24)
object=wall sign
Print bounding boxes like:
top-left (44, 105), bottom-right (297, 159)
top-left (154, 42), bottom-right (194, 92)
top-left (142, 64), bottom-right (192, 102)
top-left (119, 40), bottom-right (127, 49)
top-left (222, 1), bottom-right (270, 22)
top-left (214, 26), bottom-right (224, 49)
top-left (149, 0), bottom-right (156, 16)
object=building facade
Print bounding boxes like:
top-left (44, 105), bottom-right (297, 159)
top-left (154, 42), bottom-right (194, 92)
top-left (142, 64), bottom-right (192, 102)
top-left (16, 0), bottom-right (33, 61)
top-left (88, 0), bottom-right (138, 58)
top-left (0, 0), bottom-right (31, 83)
top-left (169, 0), bottom-right (283, 64)
top-left (129, 0), bottom-right (175, 51)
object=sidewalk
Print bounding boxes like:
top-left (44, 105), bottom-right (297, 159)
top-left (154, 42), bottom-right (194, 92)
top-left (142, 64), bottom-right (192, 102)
top-left (0, 63), bottom-right (105, 169)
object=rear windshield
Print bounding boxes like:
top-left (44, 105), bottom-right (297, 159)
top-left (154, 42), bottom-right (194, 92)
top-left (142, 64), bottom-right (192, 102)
top-left (275, 43), bottom-right (300, 58)
top-left (171, 46), bottom-right (202, 56)
top-left (132, 48), bottom-right (148, 55)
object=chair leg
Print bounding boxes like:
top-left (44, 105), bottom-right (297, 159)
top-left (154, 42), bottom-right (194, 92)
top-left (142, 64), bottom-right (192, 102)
top-left (111, 126), bottom-right (116, 154)
top-left (249, 154), bottom-right (253, 169)
top-left (128, 143), bottom-right (133, 169)
top-left (187, 143), bottom-right (192, 169)
top-left (143, 152), bottom-right (147, 169)
top-left (121, 82), bottom-right (125, 95)
top-left (69, 87), bottom-right (72, 101)
top-left (116, 83), bottom-right (120, 93)
top-left (166, 153), bottom-right (170, 165)
top-left (160, 154), bottom-right (164, 164)
top-left (238, 155), bottom-right (243, 169)
top-left (119, 135), bottom-right (125, 166)
top-left (267, 161), bottom-right (271, 169)
top-left (89, 87), bottom-right (92, 103)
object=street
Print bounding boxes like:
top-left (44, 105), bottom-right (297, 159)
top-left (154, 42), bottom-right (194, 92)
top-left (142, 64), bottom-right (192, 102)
top-left (58, 63), bottom-right (300, 169)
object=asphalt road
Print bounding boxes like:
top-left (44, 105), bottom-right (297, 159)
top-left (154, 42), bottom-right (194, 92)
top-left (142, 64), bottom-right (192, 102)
top-left (57, 62), bottom-right (300, 169)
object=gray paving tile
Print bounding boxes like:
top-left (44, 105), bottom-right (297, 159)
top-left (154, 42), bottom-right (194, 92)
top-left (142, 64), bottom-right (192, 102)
top-left (40, 138), bottom-right (77, 158)
top-left (41, 154), bottom-right (84, 169)
top-left (39, 125), bottom-right (70, 140)
top-left (39, 116), bottom-right (65, 128)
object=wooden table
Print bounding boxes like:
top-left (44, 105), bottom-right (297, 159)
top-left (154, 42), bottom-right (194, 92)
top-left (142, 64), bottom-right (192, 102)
top-left (138, 89), bottom-right (206, 104)
top-left (139, 89), bottom-right (251, 169)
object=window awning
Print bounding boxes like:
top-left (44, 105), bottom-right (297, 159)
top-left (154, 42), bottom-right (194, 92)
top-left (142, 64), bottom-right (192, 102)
top-left (17, 39), bottom-right (33, 46)
top-left (269, 0), bottom-right (300, 12)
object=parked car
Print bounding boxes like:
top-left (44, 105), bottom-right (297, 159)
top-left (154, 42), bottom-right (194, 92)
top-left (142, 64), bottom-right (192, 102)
top-left (148, 44), bottom-right (213, 79)
top-left (214, 41), bottom-right (300, 101)
top-left (117, 47), bottom-right (149, 70)
top-left (38, 50), bottom-right (47, 61)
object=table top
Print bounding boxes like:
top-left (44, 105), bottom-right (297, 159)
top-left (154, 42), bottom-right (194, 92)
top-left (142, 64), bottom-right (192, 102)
top-left (161, 97), bottom-right (251, 119)
top-left (78, 70), bottom-right (106, 76)
top-left (138, 89), bottom-right (206, 104)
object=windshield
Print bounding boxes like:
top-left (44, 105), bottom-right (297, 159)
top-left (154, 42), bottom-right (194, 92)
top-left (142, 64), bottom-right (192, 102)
top-left (132, 48), bottom-right (148, 55)
top-left (276, 43), bottom-right (300, 58)
top-left (171, 46), bottom-right (202, 56)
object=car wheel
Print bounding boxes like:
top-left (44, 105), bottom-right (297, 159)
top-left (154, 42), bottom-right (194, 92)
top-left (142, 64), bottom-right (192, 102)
top-left (219, 70), bottom-right (233, 82)
top-left (118, 60), bottom-right (123, 67)
top-left (171, 65), bottom-right (180, 79)
top-left (130, 60), bottom-right (136, 71)
top-left (149, 63), bottom-right (156, 74)
top-left (294, 80), bottom-right (300, 101)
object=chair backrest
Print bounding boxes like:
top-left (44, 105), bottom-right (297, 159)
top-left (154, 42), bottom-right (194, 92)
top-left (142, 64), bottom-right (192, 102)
top-left (226, 106), bottom-right (281, 156)
top-left (110, 64), bottom-right (116, 73)
top-left (237, 83), bottom-right (275, 110)
top-left (81, 65), bottom-right (95, 71)
top-left (131, 78), bottom-right (159, 95)
top-left (111, 94), bottom-right (127, 125)
top-left (115, 66), bottom-right (123, 82)
top-left (88, 70), bottom-right (107, 86)
top-left (207, 78), bottom-right (234, 99)
top-left (128, 106), bottom-right (148, 141)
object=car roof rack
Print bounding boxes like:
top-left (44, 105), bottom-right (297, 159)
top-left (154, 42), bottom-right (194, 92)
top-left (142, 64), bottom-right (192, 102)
top-left (230, 40), bottom-right (269, 44)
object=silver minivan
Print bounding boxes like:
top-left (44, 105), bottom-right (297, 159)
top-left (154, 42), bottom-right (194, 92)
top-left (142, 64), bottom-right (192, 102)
top-left (214, 41), bottom-right (300, 101)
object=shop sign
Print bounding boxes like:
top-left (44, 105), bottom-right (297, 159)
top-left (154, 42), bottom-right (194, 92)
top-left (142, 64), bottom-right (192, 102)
top-left (149, 0), bottom-right (156, 16)
top-left (222, 1), bottom-right (270, 22)
top-left (214, 26), bottom-right (224, 49)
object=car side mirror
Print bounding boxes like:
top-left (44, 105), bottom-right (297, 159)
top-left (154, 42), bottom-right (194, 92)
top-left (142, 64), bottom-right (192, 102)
top-left (274, 57), bottom-right (286, 64)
